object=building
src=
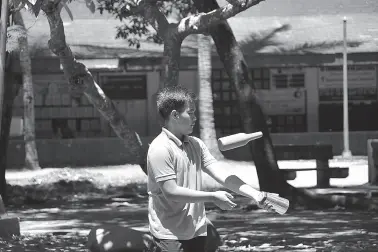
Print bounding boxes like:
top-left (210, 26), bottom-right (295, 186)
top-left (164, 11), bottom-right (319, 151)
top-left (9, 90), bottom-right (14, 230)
top-left (7, 4), bottom-right (378, 167)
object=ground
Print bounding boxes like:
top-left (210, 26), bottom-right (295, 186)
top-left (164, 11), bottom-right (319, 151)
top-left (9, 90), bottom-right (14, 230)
top-left (1, 157), bottom-right (377, 251)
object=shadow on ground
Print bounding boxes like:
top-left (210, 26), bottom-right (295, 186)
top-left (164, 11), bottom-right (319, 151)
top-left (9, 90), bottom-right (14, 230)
top-left (2, 195), bottom-right (377, 251)
top-left (3, 163), bottom-right (377, 251)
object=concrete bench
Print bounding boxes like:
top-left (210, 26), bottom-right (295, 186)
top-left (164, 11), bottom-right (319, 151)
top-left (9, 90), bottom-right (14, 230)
top-left (274, 144), bottom-right (349, 188)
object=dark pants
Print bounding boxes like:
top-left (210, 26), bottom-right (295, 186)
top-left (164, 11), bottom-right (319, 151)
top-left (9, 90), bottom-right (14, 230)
top-left (152, 235), bottom-right (207, 252)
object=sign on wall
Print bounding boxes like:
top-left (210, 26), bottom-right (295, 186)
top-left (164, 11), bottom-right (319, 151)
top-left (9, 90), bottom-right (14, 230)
top-left (258, 88), bottom-right (306, 115)
top-left (318, 65), bottom-right (377, 102)
top-left (257, 68), bottom-right (307, 115)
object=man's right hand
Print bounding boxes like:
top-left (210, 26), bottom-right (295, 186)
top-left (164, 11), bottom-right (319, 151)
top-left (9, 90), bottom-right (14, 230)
top-left (211, 191), bottom-right (237, 210)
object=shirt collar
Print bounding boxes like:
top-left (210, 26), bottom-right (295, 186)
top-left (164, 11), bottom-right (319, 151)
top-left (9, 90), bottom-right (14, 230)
top-left (162, 127), bottom-right (189, 147)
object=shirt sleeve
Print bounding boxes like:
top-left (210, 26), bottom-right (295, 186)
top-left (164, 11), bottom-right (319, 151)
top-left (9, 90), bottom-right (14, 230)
top-left (147, 145), bottom-right (177, 183)
top-left (195, 137), bottom-right (217, 169)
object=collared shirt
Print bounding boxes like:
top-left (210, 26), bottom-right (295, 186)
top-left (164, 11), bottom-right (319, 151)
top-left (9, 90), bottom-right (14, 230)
top-left (147, 127), bottom-right (217, 240)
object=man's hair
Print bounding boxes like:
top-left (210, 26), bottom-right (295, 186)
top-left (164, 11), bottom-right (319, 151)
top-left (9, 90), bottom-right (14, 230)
top-left (156, 86), bottom-right (197, 120)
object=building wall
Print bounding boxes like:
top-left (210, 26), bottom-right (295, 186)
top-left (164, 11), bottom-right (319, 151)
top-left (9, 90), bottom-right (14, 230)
top-left (8, 54), bottom-right (378, 167)
top-left (12, 73), bottom-right (103, 138)
top-left (12, 56), bottom-right (378, 139)
top-left (305, 67), bottom-right (319, 132)
top-left (7, 132), bottom-right (378, 168)
top-left (209, 64), bottom-right (378, 136)
top-left (94, 71), bottom-right (150, 137)
top-left (316, 64), bottom-right (378, 132)
top-left (12, 69), bottom-right (153, 138)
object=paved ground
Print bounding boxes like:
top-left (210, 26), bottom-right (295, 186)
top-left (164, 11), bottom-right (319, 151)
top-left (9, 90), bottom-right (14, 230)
top-left (2, 157), bottom-right (377, 251)
top-left (4, 156), bottom-right (374, 235)
top-left (3, 196), bottom-right (378, 251)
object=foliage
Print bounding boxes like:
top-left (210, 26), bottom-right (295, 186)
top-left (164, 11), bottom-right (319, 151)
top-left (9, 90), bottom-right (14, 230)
top-left (9, 0), bottom-right (96, 19)
top-left (96, 0), bottom-right (197, 48)
top-left (10, 0), bottom-right (200, 50)
top-left (6, 0), bottom-right (96, 52)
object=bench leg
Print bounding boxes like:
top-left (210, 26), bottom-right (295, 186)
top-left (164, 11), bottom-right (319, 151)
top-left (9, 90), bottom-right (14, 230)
top-left (316, 159), bottom-right (330, 188)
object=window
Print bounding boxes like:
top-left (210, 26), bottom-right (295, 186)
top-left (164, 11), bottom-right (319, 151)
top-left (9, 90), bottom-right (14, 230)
top-left (211, 70), bottom-right (242, 136)
top-left (268, 115), bottom-right (307, 133)
top-left (17, 74), bottom-right (104, 139)
top-left (272, 70), bottom-right (305, 89)
top-left (291, 74), bottom-right (305, 88)
top-left (212, 69), bottom-right (308, 135)
top-left (251, 68), bottom-right (270, 89)
top-left (319, 102), bottom-right (378, 132)
top-left (100, 74), bottom-right (147, 100)
top-left (35, 117), bottom-right (102, 139)
top-left (273, 74), bottom-right (288, 88)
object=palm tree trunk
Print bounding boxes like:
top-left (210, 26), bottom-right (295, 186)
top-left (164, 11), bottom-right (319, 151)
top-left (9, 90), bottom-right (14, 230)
top-left (197, 34), bottom-right (224, 160)
top-left (14, 12), bottom-right (40, 170)
top-left (192, 0), bottom-right (289, 195)
top-left (0, 52), bottom-right (22, 203)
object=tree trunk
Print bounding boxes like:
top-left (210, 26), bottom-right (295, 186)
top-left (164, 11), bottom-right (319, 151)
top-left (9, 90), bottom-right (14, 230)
top-left (191, 0), bottom-right (370, 209)
top-left (14, 12), bottom-right (40, 170)
top-left (40, 3), bottom-right (147, 170)
top-left (0, 52), bottom-right (22, 203)
top-left (193, 0), bottom-right (290, 196)
top-left (197, 34), bottom-right (224, 160)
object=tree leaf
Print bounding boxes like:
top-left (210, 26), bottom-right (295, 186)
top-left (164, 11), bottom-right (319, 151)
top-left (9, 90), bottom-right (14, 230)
top-left (10, 0), bottom-right (23, 10)
top-left (85, 0), bottom-right (96, 14)
top-left (89, 1), bottom-right (96, 13)
top-left (96, 0), bottom-right (183, 48)
top-left (23, 0), bottom-right (29, 10)
top-left (31, 0), bottom-right (42, 17)
top-left (62, 2), bottom-right (74, 21)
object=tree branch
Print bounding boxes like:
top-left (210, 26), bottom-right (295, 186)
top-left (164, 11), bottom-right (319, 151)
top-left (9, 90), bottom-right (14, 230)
top-left (135, 0), bottom-right (264, 87)
top-left (41, 0), bottom-right (145, 165)
top-left (161, 32), bottom-right (182, 86)
top-left (137, 0), bottom-right (182, 86)
top-left (137, 0), bottom-right (169, 38)
top-left (178, 0), bottom-right (265, 35)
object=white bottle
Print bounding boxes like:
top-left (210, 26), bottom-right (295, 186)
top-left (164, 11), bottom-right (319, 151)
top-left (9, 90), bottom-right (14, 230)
top-left (217, 131), bottom-right (263, 151)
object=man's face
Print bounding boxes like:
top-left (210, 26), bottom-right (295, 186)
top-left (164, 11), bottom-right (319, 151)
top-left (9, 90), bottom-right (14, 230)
top-left (174, 101), bottom-right (197, 135)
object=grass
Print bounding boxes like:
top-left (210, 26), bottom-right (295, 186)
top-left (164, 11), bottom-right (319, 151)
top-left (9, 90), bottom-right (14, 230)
top-left (6, 157), bottom-right (369, 188)
top-left (4, 157), bottom-right (369, 207)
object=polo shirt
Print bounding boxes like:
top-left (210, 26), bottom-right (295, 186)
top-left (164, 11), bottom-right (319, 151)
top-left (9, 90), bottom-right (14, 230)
top-left (147, 127), bottom-right (217, 240)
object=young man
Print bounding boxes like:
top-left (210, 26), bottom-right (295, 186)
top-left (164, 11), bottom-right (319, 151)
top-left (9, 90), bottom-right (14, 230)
top-left (147, 86), bottom-right (272, 252)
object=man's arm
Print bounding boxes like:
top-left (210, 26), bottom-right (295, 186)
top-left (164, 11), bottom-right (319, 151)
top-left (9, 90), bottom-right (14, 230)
top-left (194, 137), bottom-right (264, 203)
top-left (158, 179), bottom-right (237, 209)
top-left (159, 179), bottom-right (214, 203)
top-left (202, 161), bottom-right (265, 203)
